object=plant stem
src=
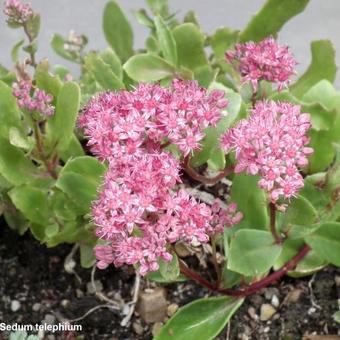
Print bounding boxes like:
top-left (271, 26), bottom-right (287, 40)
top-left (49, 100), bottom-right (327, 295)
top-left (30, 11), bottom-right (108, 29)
top-left (183, 156), bottom-right (234, 185)
top-left (211, 238), bottom-right (221, 289)
top-left (23, 23), bottom-right (37, 67)
top-left (269, 202), bottom-right (281, 244)
top-left (251, 90), bottom-right (257, 108)
top-left (33, 121), bottom-right (58, 179)
top-left (220, 244), bottom-right (311, 296)
top-left (178, 259), bottom-right (217, 291)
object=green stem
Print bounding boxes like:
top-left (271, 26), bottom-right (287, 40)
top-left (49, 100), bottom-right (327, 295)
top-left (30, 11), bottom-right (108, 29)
top-left (269, 202), bottom-right (281, 244)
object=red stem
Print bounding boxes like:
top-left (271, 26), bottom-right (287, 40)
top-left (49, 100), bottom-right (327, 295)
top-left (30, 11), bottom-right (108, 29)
top-left (179, 244), bottom-right (311, 297)
top-left (179, 260), bottom-right (217, 291)
top-left (270, 202), bottom-right (281, 244)
top-left (220, 244), bottom-right (311, 296)
top-left (183, 156), bottom-right (233, 185)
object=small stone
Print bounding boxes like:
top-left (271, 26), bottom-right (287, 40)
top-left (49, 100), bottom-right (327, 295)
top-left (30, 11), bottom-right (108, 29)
top-left (44, 314), bottom-right (56, 325)
top-left (61, 299), bottom-right (70, 308)
top-left (247, 307), bottom-right (258, 320)
top-left (132, 321), bottom-right (144, 335)
top-left (86, 280), bottom-right (103, 294)
top-left (271, 295), bottom-right (279, 308)
top-left (32, 303), bottom-right (41, 312)
top-left (260, 304), bottom-right (276, 321)
top-left (137, 287), bottom-right (167, 323)
top-left (76, 289), bottom-right (84, 298)
top-left (151, 322), bottom-right (164, 337)
top-left (167, 303), bottom-right (179, 317)
top-left (11, 300), bottom-right (21, 312)
top-left (308, 307), bottom-right (316, 315)
top-left (334, 275), bottom-right (340, 287)
top-left (264, 288), bottom-right (279, 300)
top-left (285, 288), bottom-right (303, 303)
top-left (263, 326), bottom-right (270, 333)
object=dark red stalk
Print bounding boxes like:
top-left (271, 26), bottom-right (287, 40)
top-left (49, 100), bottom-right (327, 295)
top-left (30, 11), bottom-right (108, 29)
top-left (220, 244), bottom-right (311, 296)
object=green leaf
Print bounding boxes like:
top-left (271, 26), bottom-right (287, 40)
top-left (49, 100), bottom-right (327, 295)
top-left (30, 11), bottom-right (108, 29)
top-left (159, 253), bottom-right (180, 281)
top-left (85, 52), bottom-right (124, 90)
top-left (51, 189), bottom-right (78, 221)
top-left (53, 64), bottom-right (70, 80)
top-left (288, 248), bottom-right (326, 278)
top-left (281, 195), bottom-right (318, 226)
top-left (35, 60), bottom-right (62, 101)
top-left (80, 243), bottom-right (96, 268)
top-left (123, 54), bottom-right (176, 82)
top-left (9, 185), bottom-right (50, 226)
top-left (0, 137), bottom-right (36, 185)
top-left (46, 81), bottom-right (80, 152)
top-left (291, 40), bottom-right (336, 98)
top-left (25, 13), bottom-right (41, 40)
top-left (191, 84), bottom-right (241, 167)
top-left (147, 0), bottom-right (169, 17)
top-left (56, 156), bottom-right (106, 214)
top-left (207, 148), bottom-right (226, 171)
top-left (230, 174), bottom-right (269, 230)
top-left (58, 134), bottom-right (85, 162)
top-left (103, 0), bottom-right (133, 62)
top-left (155, 15), bottom-right (177, 65)
top-left (239, 0), bottom-right (310, 42)
top-left (134, 9), bottom-right (154, 28)
top-left (0, 80), bottom-right (23, 139)
top-left (273, 238), bottom-right (303, 270)
top-left (155, 296), bottom-right (244, 340)
top-left (221, 267), bottom-right (241, 288)
top-left (228, 229), bottom-right (282, 276)
top-left (305, 222), bottom-right (340, 266)
top-left (172, 23), bottom-right (208, 71)
top-left (146, 271), bottom-right (187, 283)
top-left (45, 223), bottom-right (59, 238)
top-left (51, 33), bottom-right (79, 63)
top-left (100, 48), bottom-right (123, 80)
top-left (209, 28), bottom-right (239, 59)
top-left (11, 39), bottom-right (24, 62)
top-left (9, 127), bottom-right (34, 151)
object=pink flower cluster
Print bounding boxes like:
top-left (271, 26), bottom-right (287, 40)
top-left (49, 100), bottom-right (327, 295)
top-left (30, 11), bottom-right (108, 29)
top-left (78, 79), bottom-right (227, 159)
top-left (221, 100), bottom-right (313, 202)
top-left (3, 0), bottom-right (33, 25)
top-left (226, 37), bottom-right (297, 91)
top-left (13, 80), bottom-right (55, 117)
top-left (79, 80), bottom-right (242, 275)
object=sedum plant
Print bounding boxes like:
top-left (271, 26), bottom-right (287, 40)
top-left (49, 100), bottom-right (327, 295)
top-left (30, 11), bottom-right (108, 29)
top-left (1, 0), bottom-right (340, 338)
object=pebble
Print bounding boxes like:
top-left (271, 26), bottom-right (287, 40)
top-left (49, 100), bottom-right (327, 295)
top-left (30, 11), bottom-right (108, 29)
top-left (151, 322), bottom-right (164, 337)
top-left (132, 321), bottom-right (144, 335)
top-left (264, 288), bottom-right (279, 300)
top-left (271, 294), bottom-right (280, 308)
top-left (285, 288), bottom-right (303, 303)
top-left (308, 307), bottom-right (316, 315)
top-left (247, 307), bottom-right (258, 320)
top-left (137, 287), bottom-right (167, 323)
top-left (334, 275), bottom-right (340, 287)
top-left (61, 299), bottom-right (70, 308)
top-left (260, 304), bottom-right (277, 321)
top-left (86, 280), bottom-right (103, 294)
top-left (76, 289), bottom-right (84, 298)
top-left (167, 303), bottom-right (179, 317)
top-left (43, 314), bottom-right (56, 325)
top-left (32, 303), bottom-right (41, 312)
top-left (11, 300), bottom-right (21, 312)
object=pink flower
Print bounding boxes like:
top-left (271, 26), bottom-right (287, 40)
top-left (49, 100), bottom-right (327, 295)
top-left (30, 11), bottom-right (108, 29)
top-left (79, 80), bottom-right (227, 161)
top-left (79, 80), bottom-right (242, 275)
top-left (226, 37), bottom-right (297, 91)
top-left (221, 100), bottom-right (313, 202)
top-left (3, 0), bottom-right (33, 25)
top-left (13, 80), bottom-right (55, 116)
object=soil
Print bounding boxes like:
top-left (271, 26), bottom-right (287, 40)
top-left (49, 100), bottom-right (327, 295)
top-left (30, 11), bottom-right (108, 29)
top-left (0, 222), bottom-right (339, 340)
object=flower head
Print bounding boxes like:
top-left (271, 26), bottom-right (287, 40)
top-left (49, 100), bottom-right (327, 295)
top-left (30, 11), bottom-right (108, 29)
top-left (221, 100), bottom-right (313, 202)
top-left (13, 80), bottom-right (55, 116)
top-left (79, 80), bottom-right (241, 275)
top-left (226, 37), bottom-right (297, 91)
top-left (79, 80), bottom-right (227, 160)
top-left (3, 0), bottom-right (33, 25)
